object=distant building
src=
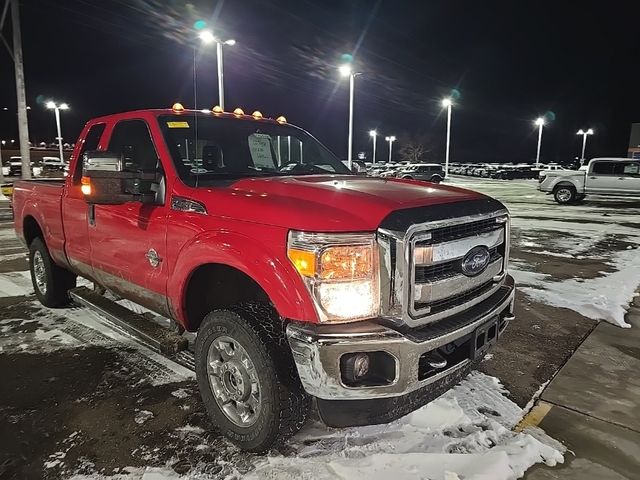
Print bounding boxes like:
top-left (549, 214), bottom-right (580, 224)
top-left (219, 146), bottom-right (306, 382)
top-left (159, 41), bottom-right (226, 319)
top-left (629, 123), bottom-right (640, 159)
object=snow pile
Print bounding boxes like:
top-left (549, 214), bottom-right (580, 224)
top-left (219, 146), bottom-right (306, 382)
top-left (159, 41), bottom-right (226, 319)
top-left (247, 372), bottom-right (563, 480)
top-left (510, 247), bottom-right (640, 328)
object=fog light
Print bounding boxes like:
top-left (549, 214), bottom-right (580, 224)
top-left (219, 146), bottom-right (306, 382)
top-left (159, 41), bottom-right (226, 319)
top-left (342, 353), bottom-right (370, 383)
top-left (353, 353), bottom-right (370, 378)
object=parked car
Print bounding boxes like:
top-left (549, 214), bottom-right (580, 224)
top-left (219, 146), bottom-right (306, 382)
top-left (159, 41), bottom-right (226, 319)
top-left (538, 157), bottom-right (640, 203)
top-left (379, 163), bottom-right (403, 178)
top-left (397, 163), bottom-right (444, 183)
top-left (13, 106), bottom-right (515, 452)
top-left (41, 156), bottom-right (67, 171)
top-left (1, 158), bottom-right (9, 177)
top-left (8, 156), bottom-right (42, 177)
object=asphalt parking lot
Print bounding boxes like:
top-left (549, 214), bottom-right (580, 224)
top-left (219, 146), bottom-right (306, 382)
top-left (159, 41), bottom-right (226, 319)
top-left (0, 177), bottom-right (639, 479)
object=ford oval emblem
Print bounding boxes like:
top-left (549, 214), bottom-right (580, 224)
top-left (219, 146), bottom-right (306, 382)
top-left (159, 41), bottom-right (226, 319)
top-left (461, 246), bottom-right (491, 277)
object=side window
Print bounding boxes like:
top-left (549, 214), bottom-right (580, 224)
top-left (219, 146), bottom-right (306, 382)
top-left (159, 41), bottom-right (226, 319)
top-left (73, 123), bottom-right (106, 183)
top-left (591, 162), bottom-right (614, 175)
top-left (108, 120), bottom-right (160, 172)
top-left (613, 162), bottom-right (640, 176)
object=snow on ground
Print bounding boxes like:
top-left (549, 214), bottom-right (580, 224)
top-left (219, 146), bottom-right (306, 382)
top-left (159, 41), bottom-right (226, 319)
top-left (67, 373), bottom-right (564, 480)
top-left (246, 372), bottom-right (563, 480)
top-left (510, 247), bottom-right (640, 328)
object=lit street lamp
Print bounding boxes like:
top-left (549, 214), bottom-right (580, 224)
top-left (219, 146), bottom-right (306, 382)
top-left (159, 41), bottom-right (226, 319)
top-left (534, 117), bottom-right (545, 167)
top-left (369, 130), bottom-right (378, 164)
top-left (46, 101), bottom-right (69, 163)
top-left (576, 128), bottom-right (594, 161)
top-left (385, 135), bottom-right (396, 162)
top-left (441, 98), bottom-right (453, 178)
top-left (339, 64), bottom-right (361, 170)
top-left (199, 30), bottom-right (236, 110)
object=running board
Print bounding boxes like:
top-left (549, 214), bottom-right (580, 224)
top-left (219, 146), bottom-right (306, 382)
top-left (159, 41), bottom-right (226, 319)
top-left (69, 287), bottom-right (190, 359)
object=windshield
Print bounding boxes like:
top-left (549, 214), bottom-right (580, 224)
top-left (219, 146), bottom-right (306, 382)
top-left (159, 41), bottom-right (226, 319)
top-left (159, 114), bottom-right (352, 186)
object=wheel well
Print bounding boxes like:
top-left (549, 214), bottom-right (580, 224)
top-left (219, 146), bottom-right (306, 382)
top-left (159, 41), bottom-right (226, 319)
top-left (183, 263), bottom-right (270, 332)
top-left (23, 216), bottom-right (43, 247)
top-left (553, 182), bottom-right (576, 192)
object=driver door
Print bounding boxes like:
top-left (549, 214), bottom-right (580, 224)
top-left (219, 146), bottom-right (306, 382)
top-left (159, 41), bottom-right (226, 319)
top-left (88, 118), bottom-right (171, 316)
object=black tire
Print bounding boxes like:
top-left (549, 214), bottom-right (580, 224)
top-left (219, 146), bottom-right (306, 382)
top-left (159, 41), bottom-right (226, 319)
top-left (430, 175), bottom-right (442, 184)
top-left (195, 303), bottom-right (310, 452)
top-left (29, 237), bottom-right (76, 307)
top-left (553, 185), bottom-right (577, 204)
top-left (402, 175), bottom-right (413, 180)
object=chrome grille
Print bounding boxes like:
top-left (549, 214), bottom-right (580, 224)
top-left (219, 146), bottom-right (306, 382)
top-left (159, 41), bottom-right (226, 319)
top-left (377, 209), bottom-right (510, 328)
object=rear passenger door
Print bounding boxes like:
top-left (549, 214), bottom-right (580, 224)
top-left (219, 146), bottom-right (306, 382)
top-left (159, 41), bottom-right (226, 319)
top-left (62, 122), bottom-right (106, 280)
top-left (585, 161), bottom-right (618, 194)
top-left (612, 161), bottom-right (640, 195)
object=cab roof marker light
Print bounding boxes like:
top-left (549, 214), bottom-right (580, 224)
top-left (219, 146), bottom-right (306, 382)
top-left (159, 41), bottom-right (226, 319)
top-left (276, 115), bottom-right (287, 124)
top-left (172, 103), bottom-right (185, 112)
top-left (233, 107), bottom-right (245, 116)
top-left (212, 105), bottom-right (224, 114)
top-left (252, 110), bottom-right (263, 119)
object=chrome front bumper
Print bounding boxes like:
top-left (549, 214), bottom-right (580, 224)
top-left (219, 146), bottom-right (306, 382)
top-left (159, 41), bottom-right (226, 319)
top-left (286, 275), bottom-right (515, 400)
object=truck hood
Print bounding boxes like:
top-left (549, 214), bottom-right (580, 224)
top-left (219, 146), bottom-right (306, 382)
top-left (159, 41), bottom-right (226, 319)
top-left (196, 175), bottom-right (488, 231)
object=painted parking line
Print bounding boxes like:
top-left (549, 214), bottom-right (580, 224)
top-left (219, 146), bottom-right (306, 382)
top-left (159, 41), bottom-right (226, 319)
top-left (515, 401), bottom-right (553, 432)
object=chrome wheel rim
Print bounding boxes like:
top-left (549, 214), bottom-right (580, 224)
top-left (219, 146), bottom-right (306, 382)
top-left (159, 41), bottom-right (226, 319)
top-left (206, 335), bottom-right (261, 427)
top-left (33, 251), bottom-right (47, 295)
top-left (557, 188), bottom-right (572, 203)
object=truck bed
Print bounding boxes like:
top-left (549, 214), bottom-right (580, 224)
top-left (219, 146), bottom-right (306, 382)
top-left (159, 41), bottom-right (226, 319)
top-left (12, 179), bottom-right (66, 261)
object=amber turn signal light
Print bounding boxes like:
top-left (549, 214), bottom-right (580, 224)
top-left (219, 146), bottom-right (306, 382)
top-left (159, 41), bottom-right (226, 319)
top-left (80, 176), bottom-right (92, 195)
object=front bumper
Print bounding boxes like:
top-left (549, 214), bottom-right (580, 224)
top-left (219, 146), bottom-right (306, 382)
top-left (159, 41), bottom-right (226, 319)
top-left (286, 274), bottom-right (515, 402)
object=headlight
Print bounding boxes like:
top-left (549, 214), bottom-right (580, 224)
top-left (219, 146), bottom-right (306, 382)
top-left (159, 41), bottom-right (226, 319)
top-left (287, 231), bottom-right (379, 323)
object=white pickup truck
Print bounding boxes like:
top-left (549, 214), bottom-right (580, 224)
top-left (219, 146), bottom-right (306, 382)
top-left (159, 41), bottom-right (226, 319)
top-left (538, 157), bottom-right (640, 204)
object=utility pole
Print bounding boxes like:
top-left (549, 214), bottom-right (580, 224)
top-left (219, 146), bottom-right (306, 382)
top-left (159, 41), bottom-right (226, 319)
top-left (10, 0), bottom-right (31, 178)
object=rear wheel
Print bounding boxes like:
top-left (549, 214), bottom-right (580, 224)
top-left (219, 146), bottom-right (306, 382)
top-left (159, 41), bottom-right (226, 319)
top-left (553, 185), bottom-right (576, 204)
top-left (29, 237), bottom-right (76, 307)
top-left (430, 175), bottom-right (443, 183)
top-left (195, 303), bottom-right (310, 452)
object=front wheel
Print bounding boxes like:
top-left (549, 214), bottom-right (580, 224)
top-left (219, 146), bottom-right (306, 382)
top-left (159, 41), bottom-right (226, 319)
top-left (195, 304), bottom-right (310, 452)
top-left (430, 175), bottom-right (443, 184)
top-left (29, 237), bottom-right (76, 307)
top-left (553, 185), bottom-right (577, 204)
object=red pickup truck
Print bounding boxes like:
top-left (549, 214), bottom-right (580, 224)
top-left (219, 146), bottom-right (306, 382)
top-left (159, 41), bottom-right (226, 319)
top-left (13, 105), bottom-right (515, 452)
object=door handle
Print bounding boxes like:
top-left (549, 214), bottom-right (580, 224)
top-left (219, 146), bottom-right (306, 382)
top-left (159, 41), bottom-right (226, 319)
top-left (588, 176), bottom-right (597, 179)
top-left (88, 204), bottom-right (95, 226)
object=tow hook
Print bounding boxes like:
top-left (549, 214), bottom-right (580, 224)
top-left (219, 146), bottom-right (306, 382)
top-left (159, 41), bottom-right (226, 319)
top-left (424, 351), bottom-right (447, 369)
top-left (503, 313), bottom-right (515, 322)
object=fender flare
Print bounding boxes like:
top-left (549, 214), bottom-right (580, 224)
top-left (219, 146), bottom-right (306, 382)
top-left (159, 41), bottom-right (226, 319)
top-left (168, 230), bottom-right (317, 326)
top-left (551, 179), bottom-right (580, 191)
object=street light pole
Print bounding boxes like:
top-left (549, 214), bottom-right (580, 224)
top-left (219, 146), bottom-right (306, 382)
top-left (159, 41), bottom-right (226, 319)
top-left (199, 31), bottom-right (236, 110)
top-left (385, 136), bottom-right (396, 162)
top-left (576, 129), bottom-right (594, 161)
top-left (46, 101), bottom-right (69, 163)
top-left (216, 41), bottom-right (225, 110)
top-left (534, 117), bottom-right (545, 167)
top-left (369, 130), bottom-right (377, 164)
top-left (339, 64), bottom-right (361, 171)
top-left (442, 98), bottom-right (453, 178)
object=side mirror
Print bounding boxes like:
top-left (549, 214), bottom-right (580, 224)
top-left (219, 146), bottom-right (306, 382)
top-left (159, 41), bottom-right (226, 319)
top-left (81, 150), bottom-right (157, 205)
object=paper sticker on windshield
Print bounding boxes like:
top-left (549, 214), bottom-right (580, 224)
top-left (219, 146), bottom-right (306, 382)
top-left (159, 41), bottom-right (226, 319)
top-left (167, 121), bottom-right (190, 128)
top-left (248, 133), bottom-right (275, 169)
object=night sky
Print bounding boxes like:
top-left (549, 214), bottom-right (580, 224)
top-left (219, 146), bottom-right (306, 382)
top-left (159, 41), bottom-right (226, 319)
top-left (1, 0), bottom-right (639, 163)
